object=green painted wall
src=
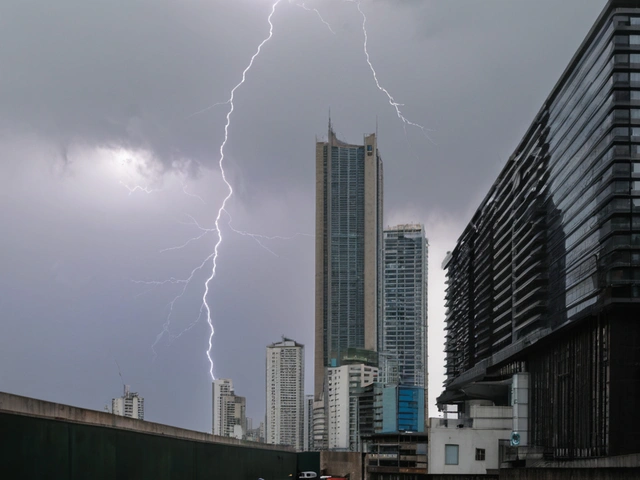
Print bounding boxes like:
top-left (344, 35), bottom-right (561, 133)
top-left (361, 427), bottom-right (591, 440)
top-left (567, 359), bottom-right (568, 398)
top-left (296, 452), bottom-right (320, 474)
top-left (0, 412), bottom-right (298, 480)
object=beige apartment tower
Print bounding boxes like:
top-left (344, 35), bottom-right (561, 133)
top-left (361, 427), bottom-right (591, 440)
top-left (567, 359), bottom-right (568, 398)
top-left (314, 124), bottom-right (383, 400)
top-left (266, 337), bottom-right (304, 451)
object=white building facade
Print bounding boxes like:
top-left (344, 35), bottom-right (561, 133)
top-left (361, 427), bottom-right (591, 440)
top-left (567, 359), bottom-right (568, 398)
top-left (266, 338), bottom-right (304, 451)
top-left (112, 385), bottom-right (144, 420)
top-left (428, 404), bottom-right (513, 475)
top-left (222, 393), bottom-right (246, 439)
top-left (212, 379), bottom-right (233, 436)
top-left (327, 364), bottom-right (378, 451)
top-left (212, 378), bottom-right (246, 438)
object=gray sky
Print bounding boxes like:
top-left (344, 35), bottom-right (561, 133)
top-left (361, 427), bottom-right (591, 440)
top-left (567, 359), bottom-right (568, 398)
top-left (0, 0), bottom-right (607, 431)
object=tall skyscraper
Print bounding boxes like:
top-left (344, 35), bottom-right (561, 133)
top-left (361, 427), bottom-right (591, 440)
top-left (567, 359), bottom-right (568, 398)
top-left (439, 0), bottom-right (640, 458)
top-left (266, 337), bottom-right (304, 451)
top-left (212, 378), bottom-right (245, 438)
top-left (314, 124), bottom-right (384, 399)
top-left (383, 224), bottom-right (428, 395)
top-left (112, 385), bottom-right (144, 420)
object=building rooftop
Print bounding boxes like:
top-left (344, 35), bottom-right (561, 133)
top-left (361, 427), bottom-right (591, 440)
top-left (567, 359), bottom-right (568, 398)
top-left (268, 336), bottom-right (304, 348)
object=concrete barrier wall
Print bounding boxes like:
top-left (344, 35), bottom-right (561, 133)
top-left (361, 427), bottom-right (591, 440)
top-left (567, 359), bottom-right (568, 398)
top-left (320, 451), bottom-right (363, 480)
top-left (0, 392), bottom-right (298, 480)
top-left (523, 453), bottom-right (640, 469)
top-left (428, 476), bottom-right (497, 480)
top-left (0, 391), bottom-right (287, 451)
top-left (0, 412), bottom-right (297, 480)
top-left (499, 468), bottom-right (640, 480)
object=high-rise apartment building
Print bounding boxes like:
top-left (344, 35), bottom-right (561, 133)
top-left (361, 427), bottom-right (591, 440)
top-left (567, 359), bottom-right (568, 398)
top-left (212, 379), bottom-right (246, 438)
top-left (383, 224), bottom-right (428, 390)
top-left (266, 338), bottom-right (304, 451)
top-left (222, 394), bottom-right (246, 440)
top-left (312, 398), bottom-right (327, 451)
top-left (212, 379), bottom-right (233, 436)
top-left (246, 420), bottom-right (266, 443)
top-left (439, 0), bottom-right (640, 458)
top-left (315, 124), bottom-right (383, 399)
top-left (304, 394), bottom-right (314, 451)
top-left (112, 385), bottom-right (144, 420)
top-left (326, 363), bottom-right (378, 451)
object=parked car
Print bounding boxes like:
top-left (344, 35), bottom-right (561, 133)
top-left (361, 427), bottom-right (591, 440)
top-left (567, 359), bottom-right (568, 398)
top-left (298, 472), bottom-right (317, 479)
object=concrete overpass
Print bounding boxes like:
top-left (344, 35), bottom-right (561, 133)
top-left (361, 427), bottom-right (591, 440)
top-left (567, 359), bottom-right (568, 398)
top-left (0, 391), bottom-right (317, 479)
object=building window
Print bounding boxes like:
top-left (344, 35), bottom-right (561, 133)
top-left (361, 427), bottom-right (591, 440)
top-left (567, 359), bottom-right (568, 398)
top-left (475, 448), bottom-right (486, 461)
top-left (445, 444), bottom-right (459, 465)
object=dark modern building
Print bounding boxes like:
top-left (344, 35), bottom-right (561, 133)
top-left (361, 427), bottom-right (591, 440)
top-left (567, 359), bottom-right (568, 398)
top-left (314, 124), bottom-right (384, 399)
top-left (439, 0), bottom-right (640, 459)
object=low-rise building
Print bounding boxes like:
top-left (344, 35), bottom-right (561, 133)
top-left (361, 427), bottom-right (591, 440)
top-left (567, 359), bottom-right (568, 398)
top-left (365, 432), bottom-right (428, 480)
top-left (428, 403), bottom-right (512, 476)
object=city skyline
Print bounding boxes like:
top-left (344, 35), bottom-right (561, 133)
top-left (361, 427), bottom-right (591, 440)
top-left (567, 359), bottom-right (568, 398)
top-left (0, 0), bottom-right (610, 433)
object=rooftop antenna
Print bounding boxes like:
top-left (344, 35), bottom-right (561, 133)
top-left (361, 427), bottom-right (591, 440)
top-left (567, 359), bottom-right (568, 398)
top-left (115, 360), bottom-right (126, 394)
top-left (328, 107), bottom-right (332, 135)
top-left (376, 115), bottom-right (378, 138)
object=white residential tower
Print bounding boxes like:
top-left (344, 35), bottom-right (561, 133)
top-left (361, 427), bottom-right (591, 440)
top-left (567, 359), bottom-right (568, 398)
top-left (266, 337), bottom-right (304, 451)
top-left (112, 385), bottom-right (144, 420)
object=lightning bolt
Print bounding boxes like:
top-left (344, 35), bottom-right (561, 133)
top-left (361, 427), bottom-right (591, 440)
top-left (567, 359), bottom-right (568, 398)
top-left (294, 1), bottom-right (336, 34)
top-left (349, 0), bottom-right (434, 144)
top-left (203, 0), bottom-right (283, 381)
top-left (134, 249), bottom-right (215, 359)
top-left (184, 100), bottom-right (229, 121)
top-left (135, 206), bottom-right (311, 352)
top-left (134, 0), bottom-right (430, 382)
top-left (158, 229), bottom-right (209, 254)
top-left (156, 213), bottom-right (215, 255)
top-left (223, 209), bottom-right (313, 258)
top-left (181, 182), bottom-right (207, 205)
top-left (119, 181), bottom-right (156, 195)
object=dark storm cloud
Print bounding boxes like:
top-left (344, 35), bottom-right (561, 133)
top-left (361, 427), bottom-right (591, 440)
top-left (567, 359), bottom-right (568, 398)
top-left (0, 0), bottom-right (608, 431)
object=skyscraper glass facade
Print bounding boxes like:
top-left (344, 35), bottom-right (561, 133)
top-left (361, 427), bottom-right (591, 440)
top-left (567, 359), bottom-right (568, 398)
top-left (383, 225), bottom-right (428, 388)
top-left (440, 0), bottom-right (640, 458)
top-left (327, 143), bottom-right (366, 362)
top-left (315, 127), bottom-right (383, 398)
top-left (381, 385), bottom-right (425, 433)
